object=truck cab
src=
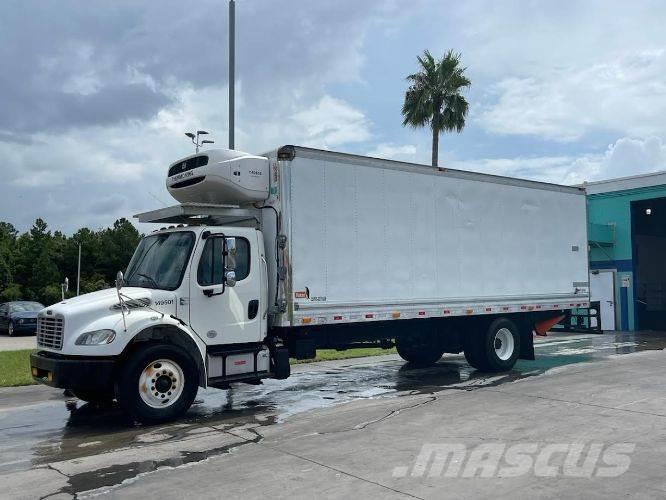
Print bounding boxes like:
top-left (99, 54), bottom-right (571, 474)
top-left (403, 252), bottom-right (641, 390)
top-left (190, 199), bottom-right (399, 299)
top-left (31, 214), bottom-right (288, 423)
top-left (31, 223), bottom-right (288, 423)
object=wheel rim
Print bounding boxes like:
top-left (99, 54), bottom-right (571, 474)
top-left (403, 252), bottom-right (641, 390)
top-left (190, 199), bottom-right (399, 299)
top-left (494, 328), bottom-right (515, 361)
top-left (8, 323), bottom-right (13, 335)
top-left (139, 359), bottom-right (185, 409)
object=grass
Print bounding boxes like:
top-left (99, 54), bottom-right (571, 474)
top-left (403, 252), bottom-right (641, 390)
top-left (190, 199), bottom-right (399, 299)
top-left (292, 347), bottom-right (397, 364)
top-left (0, 346), bottom-right (398, 388)
top-left (0, 349), bottom-right (35, 387)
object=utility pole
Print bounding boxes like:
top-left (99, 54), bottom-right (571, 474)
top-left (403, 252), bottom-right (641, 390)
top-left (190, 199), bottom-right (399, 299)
top-left (77, 243), bottom-right (81, 296)
top-left (229, 0), bottom-right (235, 150)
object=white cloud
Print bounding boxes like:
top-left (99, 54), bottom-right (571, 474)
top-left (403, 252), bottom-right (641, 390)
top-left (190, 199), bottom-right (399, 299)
top-left (366, 143), bottom-right (417, 161)
top-left (478, 50), bottom-right (666, 141)
top-left (289, 96), bottom-right (372, 149)
top-left (5, 0), bottom-right (666, 234)
top-left (451, 154), bottom-right (602, 186)
top-left (452, 136), bottom-right (666, 186)
top-left (602, 136), bottom-right (666, 179)
top-left (0, 1), bottom-right (392, 233)
top-left (0, 85), bottom-right (374, 232)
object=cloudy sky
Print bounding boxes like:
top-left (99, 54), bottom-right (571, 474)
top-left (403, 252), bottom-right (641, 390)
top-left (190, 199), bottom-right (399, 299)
top-left (2, 0), bottom-right (666, 233)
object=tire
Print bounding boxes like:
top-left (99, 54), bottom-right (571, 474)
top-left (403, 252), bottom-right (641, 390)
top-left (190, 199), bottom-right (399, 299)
top-left (72, 387), bottom-right (116, 404)
top-left (465, 318), bottom-right (520, 372)
top-left (463, 338), bottom-right (484, 370)
top-left (7, 321), bottom-right (14, 337)
top-left (116, 344), bottom-right (199, 424)
top-left (396, 327), bottom-right (444, 367)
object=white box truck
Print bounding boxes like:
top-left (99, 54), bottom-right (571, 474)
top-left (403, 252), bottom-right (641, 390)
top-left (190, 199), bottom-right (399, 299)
top-left (31, 146), bottom-right (590, 423)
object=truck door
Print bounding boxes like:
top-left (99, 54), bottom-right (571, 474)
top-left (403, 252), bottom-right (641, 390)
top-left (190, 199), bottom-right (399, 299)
top-left (189, 229), bottom-right (263, 345)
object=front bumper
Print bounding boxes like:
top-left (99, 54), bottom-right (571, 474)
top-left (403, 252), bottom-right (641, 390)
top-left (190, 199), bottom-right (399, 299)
top-left (30, 351), bottom-right (117, 390)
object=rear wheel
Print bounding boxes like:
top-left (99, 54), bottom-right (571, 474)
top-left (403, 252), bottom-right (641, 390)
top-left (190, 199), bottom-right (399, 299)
top-left (464, 318), bottom-right (520, 372)
top-left (396, 327), bottom-right (443, 366)
top-left (116, 344), bottom-right (199, 424)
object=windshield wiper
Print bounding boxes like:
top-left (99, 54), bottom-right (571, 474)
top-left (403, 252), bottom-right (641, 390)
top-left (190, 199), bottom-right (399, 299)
top-left (136, 273), bottom-right (159, 289)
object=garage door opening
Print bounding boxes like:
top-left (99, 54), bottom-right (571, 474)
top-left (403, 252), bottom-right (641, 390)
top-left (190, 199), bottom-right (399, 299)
top-left (632, 197), bottom-right (666, 330)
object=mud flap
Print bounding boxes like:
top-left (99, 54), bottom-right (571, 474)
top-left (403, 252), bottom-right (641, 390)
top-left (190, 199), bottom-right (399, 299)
top-left (519, 325), bottom-right (535, 360)
top-left (272, 346), bottom-right (291, 380)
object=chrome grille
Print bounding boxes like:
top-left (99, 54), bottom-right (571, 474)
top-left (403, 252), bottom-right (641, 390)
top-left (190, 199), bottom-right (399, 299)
top-left (37, 316), bottom-right (64, 350)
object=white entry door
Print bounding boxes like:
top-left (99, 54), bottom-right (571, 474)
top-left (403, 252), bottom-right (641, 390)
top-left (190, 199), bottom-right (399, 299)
top-left (590, 270), bottom-right (616, 331)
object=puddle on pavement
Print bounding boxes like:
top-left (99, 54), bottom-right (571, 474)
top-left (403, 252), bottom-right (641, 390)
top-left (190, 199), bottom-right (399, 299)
top-left (64, 431), bottom-right (263, 497)
top-left (1, 330), bottom-right (666, 489)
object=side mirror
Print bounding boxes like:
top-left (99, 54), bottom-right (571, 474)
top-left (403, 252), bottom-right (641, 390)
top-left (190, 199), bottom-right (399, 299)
top-left (116, 270), bottom-right (124, 291)
top-left (224, 238), bottom-right (237, 288)
top-left (225, 270), bottom-right (237, 287)
top-left (225, 237), bottom-right (237, 272)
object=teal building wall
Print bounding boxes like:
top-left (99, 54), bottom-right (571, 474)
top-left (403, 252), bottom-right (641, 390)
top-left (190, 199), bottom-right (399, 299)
top-left (588, 184), bottom-right (666, 330)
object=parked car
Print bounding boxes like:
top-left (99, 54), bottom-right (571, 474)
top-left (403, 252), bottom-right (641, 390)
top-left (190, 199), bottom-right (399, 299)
top-left (0, 301), bottom-right (45, 336)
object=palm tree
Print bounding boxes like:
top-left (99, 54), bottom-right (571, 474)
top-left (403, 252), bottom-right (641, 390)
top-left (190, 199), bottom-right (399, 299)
top-left (402, 50), bottom-right (471, 167)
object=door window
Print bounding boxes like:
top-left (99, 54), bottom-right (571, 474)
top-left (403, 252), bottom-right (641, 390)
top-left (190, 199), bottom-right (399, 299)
top-left (234, 239), bottom-right (250, 281)
top-left (198, 238), bottom-right (224, 286)
top-left (198, 237), bottom-right (250, 286)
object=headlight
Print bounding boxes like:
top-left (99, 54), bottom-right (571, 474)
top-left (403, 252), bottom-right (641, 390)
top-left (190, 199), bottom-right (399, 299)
top-left (75, 329), bottom-right (116, 345)
top-left (18, 319), bottom-right (24, 324)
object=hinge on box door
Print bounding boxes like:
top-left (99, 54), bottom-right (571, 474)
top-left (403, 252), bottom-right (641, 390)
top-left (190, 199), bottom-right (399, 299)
top-left (277, 234), bottom-right (287, 249)
top-left (277, 266), bottom-right (287, 280)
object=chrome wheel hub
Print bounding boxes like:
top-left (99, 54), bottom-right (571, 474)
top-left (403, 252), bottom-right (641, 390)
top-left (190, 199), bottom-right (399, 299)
top-left (494, 328), bottom-right (515, 361)
top-left (139, 359), bottom-right (184, 408)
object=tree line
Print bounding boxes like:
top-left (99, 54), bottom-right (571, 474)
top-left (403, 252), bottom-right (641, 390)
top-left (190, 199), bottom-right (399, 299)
top-left (0, 218), bottom-right (141, 306)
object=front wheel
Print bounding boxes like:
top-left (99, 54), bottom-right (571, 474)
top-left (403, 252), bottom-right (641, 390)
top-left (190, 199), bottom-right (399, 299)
top-left (116, 344), bottom-right (199, 424)
top-left (7, 321), bottom-right (15, 336)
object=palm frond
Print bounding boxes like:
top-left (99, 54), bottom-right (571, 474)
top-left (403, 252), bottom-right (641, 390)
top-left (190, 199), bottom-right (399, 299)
top-left (402, 48), bottom-right (470, 139)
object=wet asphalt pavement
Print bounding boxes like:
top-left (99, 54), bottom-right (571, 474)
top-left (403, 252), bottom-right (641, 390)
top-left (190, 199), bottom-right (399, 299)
top-left (2, 330), bottom-right (666, 498)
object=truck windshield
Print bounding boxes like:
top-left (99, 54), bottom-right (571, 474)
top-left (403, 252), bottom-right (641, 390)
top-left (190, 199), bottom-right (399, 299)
top-left (124, 231), bottom-right (195, 290)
